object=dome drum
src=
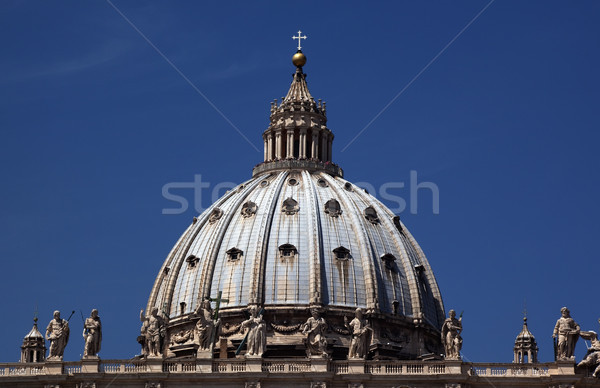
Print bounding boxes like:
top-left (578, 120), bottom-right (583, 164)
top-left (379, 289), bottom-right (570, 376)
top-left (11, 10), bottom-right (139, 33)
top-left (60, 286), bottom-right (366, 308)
top-left (162, 304), bottom-right (443, 360)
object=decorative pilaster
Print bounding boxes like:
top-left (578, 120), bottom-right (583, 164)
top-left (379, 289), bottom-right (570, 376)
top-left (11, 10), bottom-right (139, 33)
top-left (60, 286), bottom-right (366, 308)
top-left (81, 356), bottom-right (99, 373)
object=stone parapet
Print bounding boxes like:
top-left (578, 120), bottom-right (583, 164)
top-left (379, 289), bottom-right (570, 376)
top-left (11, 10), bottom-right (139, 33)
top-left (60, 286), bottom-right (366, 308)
top-left (252, 159), bottom-right (343, 178)
top-left (0, 359), bottom-right (597, 387)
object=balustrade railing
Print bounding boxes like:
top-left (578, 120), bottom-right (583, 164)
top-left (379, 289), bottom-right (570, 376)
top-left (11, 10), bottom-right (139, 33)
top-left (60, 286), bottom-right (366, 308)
top-left (469, 363), bottom-right (550, 377)
top-left (100, 360), bottom-right (147, 373)
top-left (0, 360), bottom-right (559, 378)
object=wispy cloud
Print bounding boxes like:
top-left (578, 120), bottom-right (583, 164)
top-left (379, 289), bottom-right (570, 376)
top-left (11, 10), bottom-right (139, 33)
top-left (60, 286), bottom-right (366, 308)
top-left (0, 40), bottom-right (131, 84)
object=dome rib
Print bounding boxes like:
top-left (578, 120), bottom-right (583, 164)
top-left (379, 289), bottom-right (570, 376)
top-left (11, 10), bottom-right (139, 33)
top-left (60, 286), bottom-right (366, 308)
top-left (251, 171), bottom-right (289, 305)
top-left (357, 192), bottom-right (421, 317)
top-left (400, 225), bottom-right (445, 328)
top-left (201, 175), bottom-right (271, 309)
top-left (147, 188), bottom-right (234, 316)
top-left (321, 174), bottom-right (379, 311)
top-left (303, 170), bottom-right (324, 305)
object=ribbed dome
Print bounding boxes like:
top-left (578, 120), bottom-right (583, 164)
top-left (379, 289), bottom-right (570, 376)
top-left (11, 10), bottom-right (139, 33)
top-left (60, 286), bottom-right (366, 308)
top-left (145, 49), bottom-right (445, 360)
top-left (148, 171), bottom-right (444, 327)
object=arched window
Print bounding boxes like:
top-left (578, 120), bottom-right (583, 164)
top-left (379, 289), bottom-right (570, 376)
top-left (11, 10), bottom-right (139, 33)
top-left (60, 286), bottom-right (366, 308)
top-left (186, 255), bottom-right (199, 269)
top-left (333, 246), bottom-right (351, 261)
top-left (279, 244), bottom-right (298, 261)
top-left (226, 247), bottom-right (243, 262)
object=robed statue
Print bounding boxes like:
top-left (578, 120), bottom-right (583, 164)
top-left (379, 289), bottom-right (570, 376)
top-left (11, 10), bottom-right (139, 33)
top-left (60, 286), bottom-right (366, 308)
top-left (241, 306), bottom-right (266, 357)
top-left (194, 298), bottom-right (220, 352)
top-left (83, 309), bottom-right (102, 357)
top-left (577, 319), bottom-right (600, 378)
top-left (553, 307), bottom-right (580, 360)
top-left (441, 309), bottom-right (462, 360)
top-left (301, 308), bottom-right (328, 358)
top-left (46, 310), bottom-right (70, 360)
top-left (140, 307), bottom-right (167, 357)
top-left (345, 308), bottom-right (371, 359)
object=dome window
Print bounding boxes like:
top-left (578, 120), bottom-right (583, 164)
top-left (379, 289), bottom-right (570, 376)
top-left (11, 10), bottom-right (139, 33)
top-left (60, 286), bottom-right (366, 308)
top-left (278, 244), bottom-right (298, 261)
top-left (186, 255), bottom-right (199, 269)
top-left (381, 253), bottom-right (396, 271)
top-left (236, 184), bottom-right (246, 192)
top-left (282, 197), bottom-right (300, 215)
top-left (364, 206), bottom-right (380, 224)
top-left (208, 208), bottom-right (224, 224)
top-left (317, 178), bottom-right (328, 187)
top-left (260, 180), bottom-right (269, 188)
top-left (241, 201), bottom-right (258, 218)
top-left (393, 215), bottom-right (404, 233)
top-left (333, 246), bottom-right (351, 261)
top-left (344, 182), bottom-right (353, 191)
top-left (324, 199), bottom-right (343, 217)
top-left (288, 178), bottom-right (299, 186)
top-left (226, 247), bottom-right (243, 262)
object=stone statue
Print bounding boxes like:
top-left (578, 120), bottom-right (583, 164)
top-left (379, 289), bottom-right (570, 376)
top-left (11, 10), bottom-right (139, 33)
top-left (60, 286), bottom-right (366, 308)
top-left (553, 307), bottom-right (580, 360)
top-left (140, 307), bottom-right (167, 357)
top-left (301, 308), bottom-right (328, 358)
top-left (345, 308), bottom-right (371, 359)
top-left (441, 309), bottom-right (462, 360)
top-left (45, 310), bottom-right (70, 360)
top-left (194, 298), bottom-right (220, 352)
top-left (82, 309), bottom-right (102, 357)
top-left (577, 320), bottom-right (600, 378)
top-left (241, 306), bottom-right (266, 357)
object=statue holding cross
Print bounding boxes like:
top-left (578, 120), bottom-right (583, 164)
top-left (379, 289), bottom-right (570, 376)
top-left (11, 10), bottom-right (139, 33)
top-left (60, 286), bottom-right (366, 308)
top-left (193, 291), bottom-right (228, 353)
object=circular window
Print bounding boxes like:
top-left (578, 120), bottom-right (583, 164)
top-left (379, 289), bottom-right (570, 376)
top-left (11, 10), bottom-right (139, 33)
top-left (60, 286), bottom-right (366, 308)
top-left (288, 178), bottom-right (299, 186)
top-left (317, 179), bottom-right (328, 187)
top-left (260, 180), bottom-right (269, 188)
top-left (344, 182), bottom-right (353, 191)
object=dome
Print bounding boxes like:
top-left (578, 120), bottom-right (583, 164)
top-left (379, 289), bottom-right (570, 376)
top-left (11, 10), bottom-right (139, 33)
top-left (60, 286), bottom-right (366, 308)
top-left (146, 50), bottom-right (445, 360)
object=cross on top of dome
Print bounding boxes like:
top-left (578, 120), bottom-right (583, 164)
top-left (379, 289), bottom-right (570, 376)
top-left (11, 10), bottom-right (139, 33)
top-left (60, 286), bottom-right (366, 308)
top-left (292, 30), bottom-right (307, 51)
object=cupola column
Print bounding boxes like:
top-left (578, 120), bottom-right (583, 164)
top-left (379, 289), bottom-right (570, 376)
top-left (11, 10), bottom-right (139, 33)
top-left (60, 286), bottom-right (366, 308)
top-left (275, 130), bottom-right (282, 159)
top-left (263, 136), bottom-right (268, 161)
top-left (327, 133), bottom-right (333, 162)
top-left (311, 131), bottom-right (319, 160)
top-left (286, 128), bottom-right (294, 159)
top-left (267, 133), bottom-right (273, 161)
top-left (299, 128), bottom-right (307, 158)
top-left (320, 131), bottom-right (327, 161)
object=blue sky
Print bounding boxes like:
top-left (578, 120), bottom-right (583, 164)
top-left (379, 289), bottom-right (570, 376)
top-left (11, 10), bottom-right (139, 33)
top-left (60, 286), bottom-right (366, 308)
top-left (1, 1), bottom-right (599, 363)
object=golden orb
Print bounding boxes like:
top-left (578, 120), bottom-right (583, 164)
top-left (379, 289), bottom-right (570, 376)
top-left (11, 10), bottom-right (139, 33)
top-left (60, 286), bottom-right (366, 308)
top-left (292, 51), bottom-right (307, 67)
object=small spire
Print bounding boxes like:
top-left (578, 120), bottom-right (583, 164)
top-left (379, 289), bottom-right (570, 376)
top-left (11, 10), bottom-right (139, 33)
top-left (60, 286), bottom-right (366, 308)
top-left (513, 313), bottom-right (538, 363)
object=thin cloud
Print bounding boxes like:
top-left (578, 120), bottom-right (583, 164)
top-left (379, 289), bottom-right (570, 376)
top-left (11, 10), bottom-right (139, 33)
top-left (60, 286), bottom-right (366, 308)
top-left (0, 40), bottom-right (131, 84)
